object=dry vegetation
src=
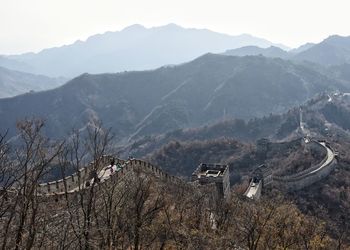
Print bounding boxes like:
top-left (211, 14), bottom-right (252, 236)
top-left (0, 119), bottom-right (349, 249)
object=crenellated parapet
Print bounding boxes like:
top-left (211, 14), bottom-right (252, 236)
top-left (127, 159), bottom-right (183, 185)
top-left (36, 155), bottom-right (125, 195)
top-left (244, 139), bottom-right (337, 198)
top-left (272, 140), bottom-right (337, 190)
top-left (191, 163), bottom-right (230, 200)
top-left (7, 138), bottom-right (338, 202)
top-left (34, 156), bottom-right (183, 199)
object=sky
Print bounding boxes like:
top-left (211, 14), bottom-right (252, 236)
top-left (0, 0), bottom-right (350, 54)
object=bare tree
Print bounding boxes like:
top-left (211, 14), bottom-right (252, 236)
top-left (0, 118), bottom-right (64, 250)
top-left (56, 120), bottom-right (114, 249)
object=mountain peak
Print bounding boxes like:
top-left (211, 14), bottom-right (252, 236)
top-left (164, 23), bottom-right (182, 28)
top-left (152, 23), bottom-right (184, 31)
top-left (325, 34), bottom-right (344, 40)
top-left (323, 34), bottom-right (350, 45)
top-left (122, 24), bottom-right (146, 32)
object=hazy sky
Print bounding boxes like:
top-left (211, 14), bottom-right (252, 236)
top-left (1, 0), bottom-right (349, 54)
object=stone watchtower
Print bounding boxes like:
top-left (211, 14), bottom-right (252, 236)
top-left (191, 163), bottom-right (230, 200)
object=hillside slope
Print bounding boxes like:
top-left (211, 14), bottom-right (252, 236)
top-left (294, 35), bottom-right (350, 66)
top-left (0, 54), bottom-right (347, 141)
top-left (120, 92), bottom-right (350, 159)
top-left (0, 66), bottom-right (66, 98)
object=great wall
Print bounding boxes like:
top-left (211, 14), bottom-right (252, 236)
top-left (32, 133), bottom-right (336, 201)
top-left (243, 107), bottom-right (338, 199)
top-left (2, 135), bottom-right (337, 202)
top-left (3, 104), bottom-right (338, 201)
top-left (34, 156), bottom-right (182, 198)
top-left (244, 139), bottom-right (337, 199)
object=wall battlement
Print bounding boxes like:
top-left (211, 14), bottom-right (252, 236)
top-left (35, 156), bottom-right (183, 200)
top-left (191, 163), bottom-right (230, 200)
top-left (271, 140), bottom-right (337, 191)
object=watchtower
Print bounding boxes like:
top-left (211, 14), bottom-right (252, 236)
top-left (191, 163), bottom-right (230, 200)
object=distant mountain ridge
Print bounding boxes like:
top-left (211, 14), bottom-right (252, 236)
top-left (1, 24), bottom-right (288, 77)
top-left (2, 26), bottom-right (350, 79)
top-left (223, 46), bottom-right (289, 58)
top-left (222, 36), bottom-right (350, 68)
top-left (0, 56), bottom-right (33, 73)
top-left (294, 35), bottom-right (350, 66)
top-left (0, 54), bottom-right (347, 141)
top-left (0, 66), bottom-right (66, 98)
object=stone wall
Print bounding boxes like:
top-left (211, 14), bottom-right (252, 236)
top-left (36, 157), bottom-right (183, 200)
top-left (37, 156), bottom-right (125, 195)
top-left (272, 141), bottom-right (336, 191)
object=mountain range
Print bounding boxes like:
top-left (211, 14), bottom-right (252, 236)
top-left (0, 24), bottom-right (349, 93)
top-left (0, 24), bottom-right (287, 77)
top-left (223, 35), bottom-right (350, 67)
top-left (0, 25), bottom-right (349, 82)
top-left (1, 24), bottom-right (350, 144)
top-left (0, 54), bottom-right (348, 141)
